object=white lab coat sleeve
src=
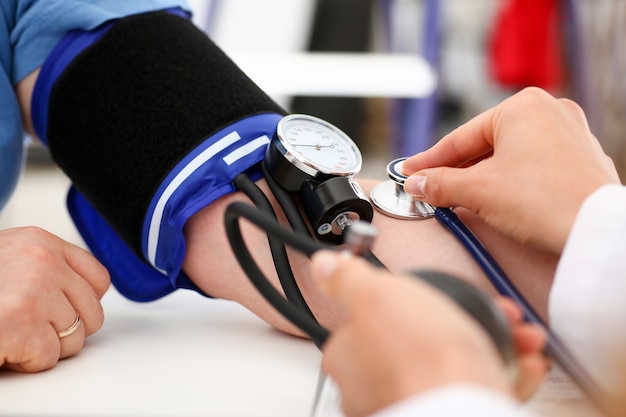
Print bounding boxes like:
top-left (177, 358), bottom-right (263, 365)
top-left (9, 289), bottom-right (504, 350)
top-left (368, 385), bottom-right (536, 417)
top-left (549, 183), bottom-right (626, 392)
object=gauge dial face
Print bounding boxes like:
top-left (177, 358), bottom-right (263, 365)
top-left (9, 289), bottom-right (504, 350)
top-left (277, 114), bottom-right (362, 176)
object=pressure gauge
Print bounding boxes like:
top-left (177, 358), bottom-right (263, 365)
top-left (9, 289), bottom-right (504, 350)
top-left (264, 114), bottom-right (362, 193)
top-left (263, 114), bottom-right (373, 244)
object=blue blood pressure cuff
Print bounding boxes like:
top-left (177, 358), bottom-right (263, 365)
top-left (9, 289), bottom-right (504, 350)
top-left (32, 10), bottom-right (286, 301)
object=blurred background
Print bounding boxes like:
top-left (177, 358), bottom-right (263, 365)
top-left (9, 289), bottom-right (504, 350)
top-left (4, 0), bottom-right (626, 239)
top-left (184, 0), bottom-right (626, 179)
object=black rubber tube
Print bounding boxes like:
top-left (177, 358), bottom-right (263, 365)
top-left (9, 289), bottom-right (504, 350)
top-left (225, 201), bottom-right (330, 347)
top-left (233, 174), bottom-right (316, 321)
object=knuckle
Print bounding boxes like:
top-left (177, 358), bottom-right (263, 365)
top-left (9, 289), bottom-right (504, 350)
top-left (424, 170), bottom-right (444, 202)
top-left (66, 249), bottom-right (111, 298)
top-left (558, 97), bottom-right (581, 111)
top-left (1, 294), bottom-right (41, 325)
top-left (507, 87), bottom-right (554, 114)
top-left (10, 234), bottom-right (58, 265)
top-left (84, 305), bottom-right (106, 336)
top-left (11, 337), bottom-right (60, 373)
top-left (518, 86), bottom-right (551, 102)
top-left (23, 353), bottom-right (59, 373)
top-left (59, 335), bottom-right (86, 359)
top-left (13, 226), bottom-right (55, 245)
top-left (93, 267), bottom-right (112, 298)
top-left (20, 244), bottom-right (57, 265)
top-left (558, 98), bottom-right (586, 121)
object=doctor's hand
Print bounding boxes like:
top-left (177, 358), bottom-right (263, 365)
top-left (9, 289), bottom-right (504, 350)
top-left (402, 87), bottom-right (620, 255)
top-left (0, 227), bottom-right (110, 372)
top-left (311, 250), bottom-right (547, 417)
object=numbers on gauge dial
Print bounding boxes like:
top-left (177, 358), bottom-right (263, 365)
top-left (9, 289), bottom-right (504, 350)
top-left (282, 120), bottom-right (359, 173)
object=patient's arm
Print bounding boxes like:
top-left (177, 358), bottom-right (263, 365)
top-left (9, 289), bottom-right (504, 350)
top-left (15, 69), bottom-right (38, 137)
top-left (183, 177), bottom-right (558, 337)
top-left (17, 70), bottom-right (557, 338)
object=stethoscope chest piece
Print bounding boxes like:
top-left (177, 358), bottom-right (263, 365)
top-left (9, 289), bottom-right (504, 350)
top-left (370, 158), bottom-right (435, 220)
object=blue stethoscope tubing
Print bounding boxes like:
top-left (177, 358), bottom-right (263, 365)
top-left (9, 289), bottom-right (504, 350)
top-left (434, 206), bottom-right (611, 410)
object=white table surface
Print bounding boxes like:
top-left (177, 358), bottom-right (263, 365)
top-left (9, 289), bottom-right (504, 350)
top-left (0, 288), bottom-right (322, 417)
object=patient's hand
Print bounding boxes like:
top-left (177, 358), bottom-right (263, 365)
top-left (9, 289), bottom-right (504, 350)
top-left (0, 227), bottom-right (110, 372)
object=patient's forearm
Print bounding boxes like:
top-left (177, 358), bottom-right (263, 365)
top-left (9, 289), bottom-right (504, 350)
top-left (18, 66), bottom-right (557, 338)
top-left (182, 178), bottom-right (558, 336)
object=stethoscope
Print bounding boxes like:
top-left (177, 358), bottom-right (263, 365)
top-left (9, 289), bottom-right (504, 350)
top-left (371, 157), bottom-right (545, 326)
top-left (371, 157), bottom-right (612, 409)
top-left (225, 113), bottom-right (610, 414)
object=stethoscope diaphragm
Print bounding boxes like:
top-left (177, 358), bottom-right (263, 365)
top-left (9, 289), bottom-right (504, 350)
top-left (370, 157), bottom-right (435, 219)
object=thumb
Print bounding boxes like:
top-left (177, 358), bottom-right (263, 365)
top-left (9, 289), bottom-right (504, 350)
top-left (310, 250), bottom-right (386, 309)
top-left (403, 166), bottom-right (477, 209)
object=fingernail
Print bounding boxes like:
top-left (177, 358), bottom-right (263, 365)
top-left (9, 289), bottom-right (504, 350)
top-left (404, 175), bottom-right (427, 198)
top-left (311, 250), bottom-right (341, 281)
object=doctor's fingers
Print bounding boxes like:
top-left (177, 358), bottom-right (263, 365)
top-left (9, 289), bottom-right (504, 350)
top-left (557, 97), bottom-right (594, 135)
top-left (310, 251), bottom-right (450, 337)
top-left (515, 353), bottom-right (549, 401)
top-left (403, 160), bottom-right (498, 214)
top-left (400, 87), bottom-right (552, 173)
top-left (556, 98), bottom-right (620, 182)
top-left (402, 88), bottom-right (592, 176)
top-left (321, 328), bottom-right (381, 417)
top-left (311, 250), bottom-right (417, 313)
top-left (493, 298), bottom-right (548, 400)
top-left (402, 107), bottom-right (497, 175)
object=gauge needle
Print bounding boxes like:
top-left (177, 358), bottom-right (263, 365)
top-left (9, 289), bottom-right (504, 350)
top-left (294, 144), bottom-right (335, 150)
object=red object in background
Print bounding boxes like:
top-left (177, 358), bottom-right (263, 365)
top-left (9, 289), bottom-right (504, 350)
top-left (488, 0), bottom-right (564, 90)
